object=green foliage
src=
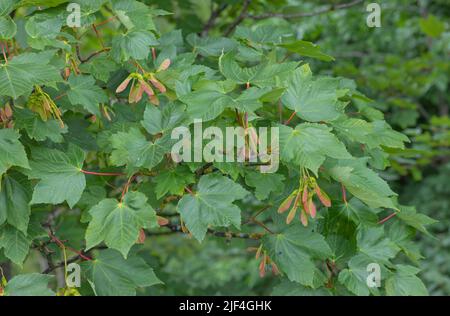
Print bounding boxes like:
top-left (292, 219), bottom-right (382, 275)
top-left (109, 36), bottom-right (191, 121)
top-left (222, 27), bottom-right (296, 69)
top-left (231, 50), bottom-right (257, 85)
top-left (0, 0), bottom-right (444, 297)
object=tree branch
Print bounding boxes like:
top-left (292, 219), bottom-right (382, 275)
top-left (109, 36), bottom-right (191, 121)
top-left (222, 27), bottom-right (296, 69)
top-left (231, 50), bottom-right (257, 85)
top-left (76, 45), bottom-right (110, 63)
top-left (248, 0), bottom-right (364, 20)
top-left (378, 212), bottom-right (398, 225)
top-left (224, 0), bottom-right (252, 36)
top-left (164, 222), bottom-right (263, 240)
top-left (43, 255), bottom-right (81, 274)
top-left (42, 221), bottom-right (263, 274)
top-left (201, 3), bottom-right (229, 36)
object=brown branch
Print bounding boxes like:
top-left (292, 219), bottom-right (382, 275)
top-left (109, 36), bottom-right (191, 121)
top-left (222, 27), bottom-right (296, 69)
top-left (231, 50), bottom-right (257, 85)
top-left (201, 3), bottom-right (229, 36)
top-left (224, 0), bottom-right (252, 36)
top-left (378, 212), bottom-right (398, 225)
top-left (42, 220), bottom-right (263, 274)
top-left (80, 169), bottom-right (125, 176)
top-left (251, 219), bottom-right (275, 235)
top-left (43, 255), bottom-right (81, 274)
top-left (164, 222), bottom-right (263, 240)
top-left (76, 45), bottom-right (110, 63)
top-left (285, 111), bottom-right (297, 125)
top-left (249, 0), bottom-right (364, 20)
top-left (341, 183), bottom-right (348, 204)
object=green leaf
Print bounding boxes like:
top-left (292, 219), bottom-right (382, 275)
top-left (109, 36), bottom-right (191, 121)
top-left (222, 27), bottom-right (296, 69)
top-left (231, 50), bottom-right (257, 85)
top-left (365, 121), bottom-right (409, 149)
top-left (263, 225), bottom-right (332, 286)
top-left (85, 191), bottom-right (157, 258)
top-left (154, 166), bottom-right (195, 199)
top-left (388, 221), bottom-right (424, 263)
top-left (0, 0), bottom-right (16, 17)
top-left (0, 225), bottom-right (32, 266)
top-left (112, 0), bottom-right (157, 31)
top-left (0, 52), bottom-right (61, 98)
top-left (14, 108), bottom-right (68, 143)
top-left (244, 171), bottom-right (285, 200)
top-left (279, 123), bottom-right (351, 175)
top-left (141, 103), bottom-right (187, 135)
top-left (187, 34), bottom-right (237, 57)
top-left (179, 86), bottom-right (268, 121)
top-left (282, 69), bottom-right (345, 122)
top-left (111, 30), bottom-right (158, 62)
top-left (396, 205), bottom-right (437, 236)
top-left (18, 0), bottom-right (68, 7)
top-left (83, 249), bottom-right (162, 296)
top-left (0, 174), bottom-right (30, 233)
top-left (325, 158), bottom-right (397, 209)
top-left (78, 56), bottom-right (117, 83)
top-left (67, 75), bottom-right (108, 116)
top-left (0, 16), bottom-right (17, 40)
top-left (234, 25), bottom-right (292, 45)
top-left (385, 265), bottom-right (428, 296)
top-left (4, 273), bottom-right (54, 296)
top-left (0, 129), bottom-right (29, 177)
top-left (179, 89), bottom-right (231, 121)
top-left (177, 174), bottom-right (248, 241)
top-left (419, 15), bottom-right (445, 38)
top-left (110, 128), bottom-right (173, 172)
top-left (25, 12), bottom-right (64, 39)
top-left (357, 226), bottom-right (399, 262)
top-left (332, 118), bottom-right (409, 149)
top-left (336, 198), bottom-right (378, 226)
top-left (279, 40), bottom-right (334, 61)
top-left (338, 254), bottom-right (381, 296)
top-left (272, 280), bottom-right (332, 296)
top-left (219, 52), bottom-right (298, 87)
top-left (27, 145), bottom-right (86, 208)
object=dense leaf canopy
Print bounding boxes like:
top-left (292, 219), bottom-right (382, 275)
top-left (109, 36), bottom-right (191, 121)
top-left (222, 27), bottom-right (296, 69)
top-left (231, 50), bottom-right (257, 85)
top-left (0, 0), bottom-right (447, 296)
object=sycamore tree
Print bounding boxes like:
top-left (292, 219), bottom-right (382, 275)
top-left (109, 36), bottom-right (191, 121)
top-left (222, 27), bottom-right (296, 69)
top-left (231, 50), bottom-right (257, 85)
top-left (0, 0), bottom-right (436, 296)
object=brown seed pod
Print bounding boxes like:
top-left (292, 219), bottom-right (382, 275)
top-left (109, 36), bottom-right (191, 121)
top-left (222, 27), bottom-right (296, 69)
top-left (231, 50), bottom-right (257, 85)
top-left (300, 209), bottom-right (308, 226)
top-left (309, 198), bottom-right (317, 218)
top-left (149, 94), bottom-right (160, 106)
top-left (259, 255), bottom-right (267, 278)
top-left (116, 77), bottom-right (132, 93)
top-left (271, 262), bottom-right (280, 276)
top-left (157, 59), bottom-right (171, 72)
top-left (139, 79), bottom-right (155, 97)
top-left (286, 205), bottom-right (297, 224)
top-left (4, 104), bottom-right (12, 118)
top-left (315, 185), bottom-right (331, 207)
top-left (149, 77), bottom-right (166, 93)
top-left (255, 244), bottom-right (263, 260)
top-left (278, 194), bottom-right (294, 213)
top-left (157, 216), bottom-right (169, 226)
top-left (302, 185), bottom-right (309, 213)
top-left (64, 67), bottom-right (71, 80)
top-left (137, 229), bottom-right (146, 244)
top-left (128, 81), bottom-right (143, 103)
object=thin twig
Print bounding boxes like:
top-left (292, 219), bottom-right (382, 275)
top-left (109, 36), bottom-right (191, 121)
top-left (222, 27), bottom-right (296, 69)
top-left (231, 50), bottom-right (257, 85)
top-left (224, 0), bottom-right (251, 36)
top-left (341, 183), bottom-right (348, 204)
top-left (48, 232), bottom-right (92, 261)
top-left (165, 222), bottom-right (262, 240)
top-left (92, 24), bottom-right (105, 48)
top-left (202, 3), bottom-right (229, 36)
top-left (43, 255), bottom-right (81, 274)
top-left (80, 169), bottom-right (125, 176)
top-left (76, 45), bottom-right (110, 63)
top-left (284, 111), bottom-right (296, 125)
top-left (249, 0), bottom-right (364, 20)
top-left (251, 219), bottom-right (275, 234)
top-left (1, 42), bottom-right (8, 63)
top-left (378, 212), bottom-right (398, 225)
